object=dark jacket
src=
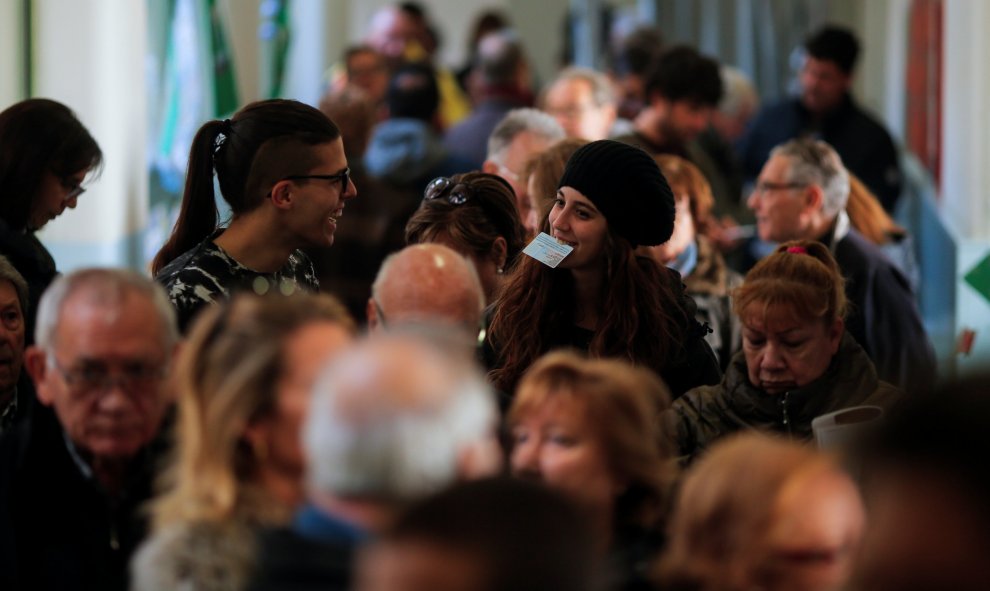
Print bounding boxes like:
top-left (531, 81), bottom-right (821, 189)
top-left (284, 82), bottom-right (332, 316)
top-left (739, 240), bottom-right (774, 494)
top-left (681, 237), bottom-right (743, 372)
top-left (738, 94), bottom-right (902, 211)
top-left (248, 505), bottom-right (364, 591)
top-left (0, 218), bottom-right (56, 344)
top-left (0, 408), bottom-right (160, 591)
top-left (443, 97), bottom-right (525, 170)
top-left (665, 332), bottom-right (902, 463)
top-left (829, 221), bottom-right (935, 393)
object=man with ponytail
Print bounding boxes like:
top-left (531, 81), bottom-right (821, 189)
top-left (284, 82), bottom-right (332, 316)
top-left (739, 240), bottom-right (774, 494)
top-left (153, 99), bottom-right (357, 332)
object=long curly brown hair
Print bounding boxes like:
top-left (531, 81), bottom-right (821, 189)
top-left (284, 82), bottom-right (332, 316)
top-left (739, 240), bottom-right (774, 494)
top-left (487, 222), bottom-right (688, 395)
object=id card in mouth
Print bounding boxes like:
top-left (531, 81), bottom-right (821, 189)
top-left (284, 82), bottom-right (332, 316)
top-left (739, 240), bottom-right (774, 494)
top-left (522, 232), bottom-right (574, 268)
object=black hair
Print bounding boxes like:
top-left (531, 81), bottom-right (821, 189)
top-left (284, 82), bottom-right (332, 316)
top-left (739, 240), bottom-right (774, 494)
top-left (0, 98), bottom-right (103, 231)
top-left (151, 99), bottom-right (340, 275)
top-left (384, 477), bottom-right (596, 591)
top-left (613, 26), bottom-right (664, 77)
top-left (385, 62), bottom-right (440, 121)
top-left (644, 45), bottom-right (723, 107)
top-left (805, 25), bottom-right (860, 74)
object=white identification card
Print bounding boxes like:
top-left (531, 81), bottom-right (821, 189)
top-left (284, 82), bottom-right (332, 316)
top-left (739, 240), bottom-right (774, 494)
top-left (522, 232), bottom-right (574, 268)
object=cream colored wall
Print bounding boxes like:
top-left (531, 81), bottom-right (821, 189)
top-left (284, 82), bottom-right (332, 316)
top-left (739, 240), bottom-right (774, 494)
top-left (31, 0), bottom-right (148, 266)
top-left (0, 1), bottom-right (24, 107)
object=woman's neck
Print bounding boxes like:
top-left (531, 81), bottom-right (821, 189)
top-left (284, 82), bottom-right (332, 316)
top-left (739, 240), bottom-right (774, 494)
top-left (214, 213), bottom-right (296, 273)
top-left (570, 266), bottom-right (606, 331)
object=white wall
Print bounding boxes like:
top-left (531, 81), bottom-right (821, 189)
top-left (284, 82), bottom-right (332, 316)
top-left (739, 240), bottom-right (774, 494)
top-left (32, 0), bottom-right (149, 270)
top-left (0, 1), bottom-right (24, 108)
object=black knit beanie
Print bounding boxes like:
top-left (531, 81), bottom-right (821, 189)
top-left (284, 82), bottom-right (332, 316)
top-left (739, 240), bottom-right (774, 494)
top-left (557, 140), bottom-right (675, 247)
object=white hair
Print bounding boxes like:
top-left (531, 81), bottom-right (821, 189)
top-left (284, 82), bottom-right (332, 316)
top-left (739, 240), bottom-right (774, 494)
top-left (34, 268), bottom-right (179, 353)
top-left (718, 65), bottom-right (760, 117)
top-left (303, 335), bottom-right (496, 501)
top-left (486, 108), bottom-right (565, 162)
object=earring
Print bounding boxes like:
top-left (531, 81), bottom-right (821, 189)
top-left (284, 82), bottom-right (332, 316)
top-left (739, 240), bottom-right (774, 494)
top-left (497, 267), bottom-right (504, 275)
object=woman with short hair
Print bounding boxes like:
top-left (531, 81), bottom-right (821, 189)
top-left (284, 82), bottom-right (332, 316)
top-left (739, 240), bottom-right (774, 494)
top-left (509, 350), bottom-right (674, 591)
top-left (405, 171), bottom-right (525, 302)
top-left (667, 240), bottom-right (901, 463)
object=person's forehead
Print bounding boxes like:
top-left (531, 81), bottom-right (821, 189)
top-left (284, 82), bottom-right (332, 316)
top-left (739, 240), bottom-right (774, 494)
top-left (0, 280), bottom-right (21, 307)
top-left (760, 154), bottom-right (793, 180)
top-left (504, 131), bottom-right (551, 166)
top-left (54, 291), bottom-right (166, 354)
top-left (803, 56), bottom-right (847, 78)
top-left (548, 77), bottom-right (594, 103)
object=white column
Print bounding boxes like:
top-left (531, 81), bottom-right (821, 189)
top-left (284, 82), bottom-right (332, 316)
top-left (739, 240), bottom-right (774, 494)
top-left (942, 0), bottom-right (990, 240)
top-left (0, 1), bottom-right (25, 107)
top-left (32, 0), bottom-right (149, 271)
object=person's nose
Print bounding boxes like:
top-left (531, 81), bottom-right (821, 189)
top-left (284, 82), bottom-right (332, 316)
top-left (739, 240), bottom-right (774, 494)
top-left (96, 383), bottom-right (134, 414)
top-left (511, 437), bottom-right (543, 480)
top-left (343, 177), bottom-right (358, 200)
top-left (761, 343), bottom-right (786, 371)
top-left (747, 189), bottom-right (760, 211)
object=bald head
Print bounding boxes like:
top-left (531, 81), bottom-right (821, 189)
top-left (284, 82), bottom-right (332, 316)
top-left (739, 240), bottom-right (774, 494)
top-left (304, 333), bottom-right (499, 501)
top-left (369, 244), bottom-right (485, 334)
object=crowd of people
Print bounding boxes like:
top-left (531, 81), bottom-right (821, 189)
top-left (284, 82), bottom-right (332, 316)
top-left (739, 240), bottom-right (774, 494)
top-left (1, 3), bottom-right (985, 591)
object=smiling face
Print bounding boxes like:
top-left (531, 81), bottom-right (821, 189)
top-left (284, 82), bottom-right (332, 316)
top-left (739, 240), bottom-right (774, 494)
top-left (284, 139), bottom-right (357, 249)
top-left (29, 168), bottom-right (87, 231)
top-left (548, 187), bottom-right (608, 271)
top-left (741, 306), bottom-right (843, 395)
top-left (510, 394), bottom-right (620, 514)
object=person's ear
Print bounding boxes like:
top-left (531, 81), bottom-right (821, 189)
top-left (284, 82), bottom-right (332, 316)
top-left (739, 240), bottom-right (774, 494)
top-left (803, 184), bottom-right (826, 214)
top-left (242, 421), bottom-right (271, 463)
top-left (366, 298), bottom-right (380, 330)
top-left (269, 179), bottom-right (294, 210)
top-left (481, 160), bottom-right (499, 175)
top-left (24, 346), bottom-right (53, 406)
top-left (490, 236), bottom-right (508, 271)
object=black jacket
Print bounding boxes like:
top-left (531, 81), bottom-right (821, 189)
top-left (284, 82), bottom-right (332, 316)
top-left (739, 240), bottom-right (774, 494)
top-left (738, 94), bottom-right (902, 211)
top-left (0, 408), bottom-right (159, 591)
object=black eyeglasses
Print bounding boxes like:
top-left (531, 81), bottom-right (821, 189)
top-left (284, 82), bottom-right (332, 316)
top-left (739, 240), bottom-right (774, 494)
top-left (60, 177), bottom-right (86, 202)
top-left (283, 167), bottom-right (351, 191)
top-left (753, 181), bottom-right (807, 195)
top-left (424, 176), bottom-right (473, 205)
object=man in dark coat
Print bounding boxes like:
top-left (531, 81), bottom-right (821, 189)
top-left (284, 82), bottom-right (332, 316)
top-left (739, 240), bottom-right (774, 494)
top-left (738, 25), bottom-right (902, 211)
top-left (747, 138), bottom-right (934, 393)
top-left (0, 269), bottom-right (179, 591)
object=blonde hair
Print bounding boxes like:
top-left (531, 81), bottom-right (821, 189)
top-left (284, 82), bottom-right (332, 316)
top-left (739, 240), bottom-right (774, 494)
top-left (509, 350), bottom-right (674, 530)
top-left (653, 154), bottom-right (715, 232)
top-left (845, 172), bottom-right (906, 246)
top-left (150, 292), bottom-right (355, 530)
top-left (658, 433), bottom-right (838, 590)
top-left (733, 240), bottom-right (847, 329)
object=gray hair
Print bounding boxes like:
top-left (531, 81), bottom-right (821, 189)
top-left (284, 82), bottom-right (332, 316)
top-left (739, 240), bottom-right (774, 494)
top-left (547, 67), bottom-right (616, 108)
top-left (34, 268), bottom-right (180, 353)
top-left (718, 65), bottom-right (759, 117)
top-left (771, 139), bottom-right (850, 218)
top-left (487, 108), bottom-right (565, 163)
top-left (0, 256), bottom-right (28, 316)
top-left (476, 28), bottom-right (526, 88)
top-left (303, 334), bottom-right (496, 500)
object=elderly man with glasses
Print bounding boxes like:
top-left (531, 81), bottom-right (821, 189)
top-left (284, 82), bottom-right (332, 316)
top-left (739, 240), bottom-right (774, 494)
top-left (0, 269), bottom-right (179, 591)
top-left (748, 138), bottom-right (934, 393)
